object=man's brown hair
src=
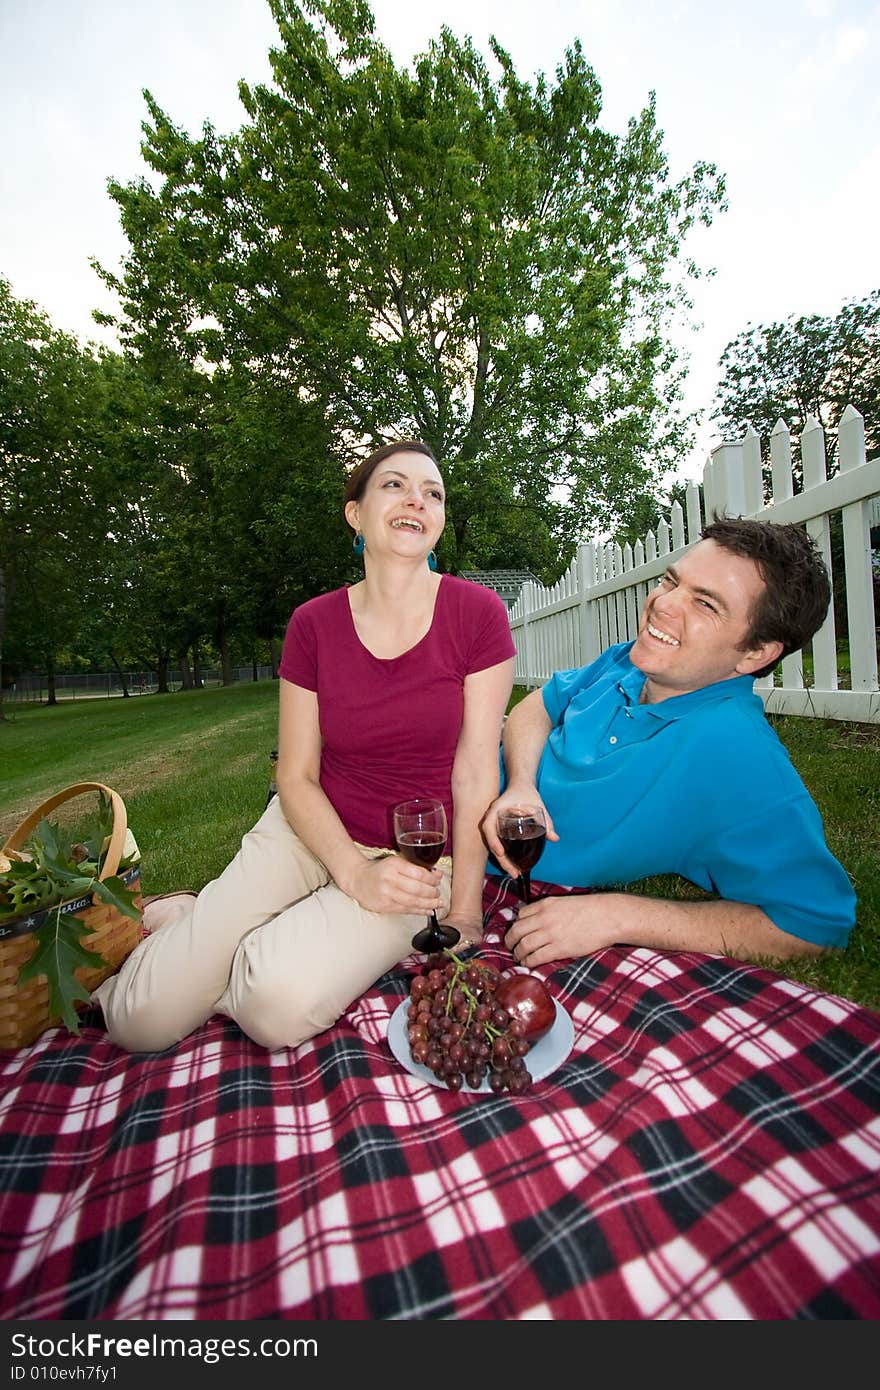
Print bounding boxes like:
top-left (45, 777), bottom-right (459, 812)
top-left (701, 516), bottom-right (832, 678)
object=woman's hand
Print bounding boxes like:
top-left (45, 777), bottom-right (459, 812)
top-left (349, 853), bottom-right (445, 918)
top-left (437, 911), bottom-right (483, 948)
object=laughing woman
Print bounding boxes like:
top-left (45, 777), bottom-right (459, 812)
top-left (94, 440), bottom-right (516, 1052)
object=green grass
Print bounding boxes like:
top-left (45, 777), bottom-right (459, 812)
top-left (2, 682), bottom-right (878, 1012)
top-left (0, 684), bottom-right (279, 894)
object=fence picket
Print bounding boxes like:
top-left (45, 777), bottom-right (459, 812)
top-left (839, 406), bottom-right (879, 695)
top-left (685, 481), bottom-right (702, 542)
top-left (742, 426), bottom-right (765, 515)
top-left (801, 416), bottom-right (838, 693)
top-left (671, 501), bottom-right (685, 550)
top-left (770, 418), bottom-right (794, 503)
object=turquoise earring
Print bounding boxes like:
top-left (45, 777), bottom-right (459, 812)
top-left (428, 550), bottom-right (439, 571)
top-left (352, 532), bottom-right (365, 556)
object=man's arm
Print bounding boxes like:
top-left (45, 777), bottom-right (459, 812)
top-left (443, 657), bottom-right (516, 944)
top-left (504, 891), bottom-right (828, 967)
top-left (480, 688), bottom-right (560, 873)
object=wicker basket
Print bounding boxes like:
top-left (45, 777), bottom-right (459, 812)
top-left (0, 782), bottom-right (144, 1049)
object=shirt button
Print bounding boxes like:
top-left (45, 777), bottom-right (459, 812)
top-left (609, 735), bottom-right (618, 744)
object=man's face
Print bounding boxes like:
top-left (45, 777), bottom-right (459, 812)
top-left (629, 539), bottom-right (780, 702)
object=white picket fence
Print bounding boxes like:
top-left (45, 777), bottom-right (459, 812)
top-left (508, 405), bottom-right (880, 723)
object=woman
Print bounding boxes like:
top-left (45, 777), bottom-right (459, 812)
top-left (94, 441), bottom-right (516, 1052)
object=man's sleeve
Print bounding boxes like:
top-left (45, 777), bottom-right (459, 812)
top-left (542, 647), bottom-right (622, 726)
top-left (693, 793), bottom-right (856, 949)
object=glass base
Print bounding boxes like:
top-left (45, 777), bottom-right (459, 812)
top-left (412, 921), bottom-right (460, 953)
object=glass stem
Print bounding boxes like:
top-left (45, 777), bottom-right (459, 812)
top-left (522, 873), bottom-right (531, 905)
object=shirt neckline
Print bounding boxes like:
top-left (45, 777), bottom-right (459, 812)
top-left (344, 573), bottom-right (446, 663)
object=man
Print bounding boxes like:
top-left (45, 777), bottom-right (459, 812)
top-left (482, 518), bottom-right (856, 968)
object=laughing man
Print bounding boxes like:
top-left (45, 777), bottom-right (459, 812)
top-left (481, 517), bottom-right (856, 967)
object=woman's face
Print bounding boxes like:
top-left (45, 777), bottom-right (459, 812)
top-left (345, 450), bottom-right (445, 563)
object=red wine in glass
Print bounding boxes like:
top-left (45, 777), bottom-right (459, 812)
top-left (497, 806), bottom-right (547, 904)
top-left (393, 798), bottom-right (460, 952)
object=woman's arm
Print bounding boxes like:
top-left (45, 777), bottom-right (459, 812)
top-left (276, 679), bottom-right (445, 918)
top-left (444, 657), bottom-right (516, 943)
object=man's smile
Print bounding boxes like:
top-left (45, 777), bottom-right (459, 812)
top-left (646, 621), bottom-right (679, 647)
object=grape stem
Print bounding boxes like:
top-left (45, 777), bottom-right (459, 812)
top-left (440, 948), bottom-right (506, 1039)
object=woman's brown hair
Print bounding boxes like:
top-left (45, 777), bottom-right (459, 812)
top-left (343, 440), bottom-right (440, 526)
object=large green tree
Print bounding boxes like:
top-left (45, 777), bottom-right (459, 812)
top-left (0, 279), bottom-right (119, 718)
top-left (712, 289), bottom-right (880, 468)
top-left (98, 0), bottom-right (725, 581)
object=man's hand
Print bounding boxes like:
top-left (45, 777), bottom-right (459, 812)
top-left (481, 784), bottom-right (559, 876)
top-left (505, 893), bottom-right (614, 967)
top-left (505, 890), bottom-right (827, 967)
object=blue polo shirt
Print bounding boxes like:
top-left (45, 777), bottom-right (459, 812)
top-left (493, 642), bottom-right (855, 949)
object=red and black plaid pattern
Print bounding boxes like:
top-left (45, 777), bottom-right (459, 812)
top-left (1, 876), bottom-right (879, 1320)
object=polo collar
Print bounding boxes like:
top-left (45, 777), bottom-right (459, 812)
top-left (618, 659), bottom-right (758, 721)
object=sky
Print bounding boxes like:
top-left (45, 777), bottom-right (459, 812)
top-left (1, 0), bottom-right (878, 485)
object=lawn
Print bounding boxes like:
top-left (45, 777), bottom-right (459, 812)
top-left (2, 681), bottom-right (878, 1012)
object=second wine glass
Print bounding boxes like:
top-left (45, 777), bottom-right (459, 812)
top-left (392, 797), bottom-right (460, 952)
top-left (497, 805), bottom-right (547, 904)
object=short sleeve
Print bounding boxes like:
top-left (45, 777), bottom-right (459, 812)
top-left (542, 647), bottom-right (622, 725)
top-left (694, 794), bottom-right (856, 948)
top-left (278, 605), bottom-right (318, 690)
top-left (466, 588), bottom-right (516, 674)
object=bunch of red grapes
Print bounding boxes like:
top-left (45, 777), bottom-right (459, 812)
top-left (405, 951), bottom-right (535, 1094)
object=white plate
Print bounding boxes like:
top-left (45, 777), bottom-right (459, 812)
top-left (387, 995), bottom-right (574, 1093)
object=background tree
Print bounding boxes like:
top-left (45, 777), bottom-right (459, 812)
top-left (712, 289), bottom-right (880, 473)
top-left (712, 288), bottom-right (880, 641)
top-left (98, 0), bottom-right (725, 583)
top-left (0, 279), bottom-right (119, 719)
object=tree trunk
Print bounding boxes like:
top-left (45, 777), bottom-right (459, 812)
top-left (270, 636), bottom-right (282, 678)
top-left (178, 648), bottom-right (194, 690)
top-left (219, 625), bottom-right (233, 687)
top-left (192, 643), bottom-right (204, 689)
top-left (46, 654), bottom-right (57, 707)
top-left (156, 655), bottom-right (170, 694)
top-left (109, 651), bottom-right (131, 698)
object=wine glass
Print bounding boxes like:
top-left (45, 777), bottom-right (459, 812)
top-left (497, 805), bottom-right (547, 904)
top-left (393, 798), bottom-right (460, 953)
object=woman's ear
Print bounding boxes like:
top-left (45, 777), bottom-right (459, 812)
top-left (344, 500), bottom-right (359, 533)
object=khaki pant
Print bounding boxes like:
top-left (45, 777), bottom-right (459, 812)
top-left (93, 796), bottom-right (451, 1053)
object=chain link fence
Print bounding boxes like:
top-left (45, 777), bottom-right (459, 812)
top-left (4, 667), bottom-right (276, 703)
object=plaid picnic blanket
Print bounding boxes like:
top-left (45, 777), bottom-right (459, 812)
top-left (1, 877), bottom-right (879, 1321)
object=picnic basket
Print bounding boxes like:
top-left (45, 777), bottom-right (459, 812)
top-left (0, 782), bottom-right (144, 1049)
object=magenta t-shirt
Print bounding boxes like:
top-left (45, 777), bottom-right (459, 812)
top-left (278, 575), bottom-right (516, 851)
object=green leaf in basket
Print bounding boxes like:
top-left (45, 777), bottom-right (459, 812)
top-left (30, 819), bottom-right (74, 869)
top-left (78, 791), bottom-right (115, 868)
top-left (33, 834), bottom-right (99, 888)
top-left (16, 907), bottom-right (105, 1035)
top-left (0, 864), bottom-right (57, 919)
top-left (91, 874), bottom-right (141, 921)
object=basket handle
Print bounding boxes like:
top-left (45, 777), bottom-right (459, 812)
top-left (1, 782), bottom-right (128, 882)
